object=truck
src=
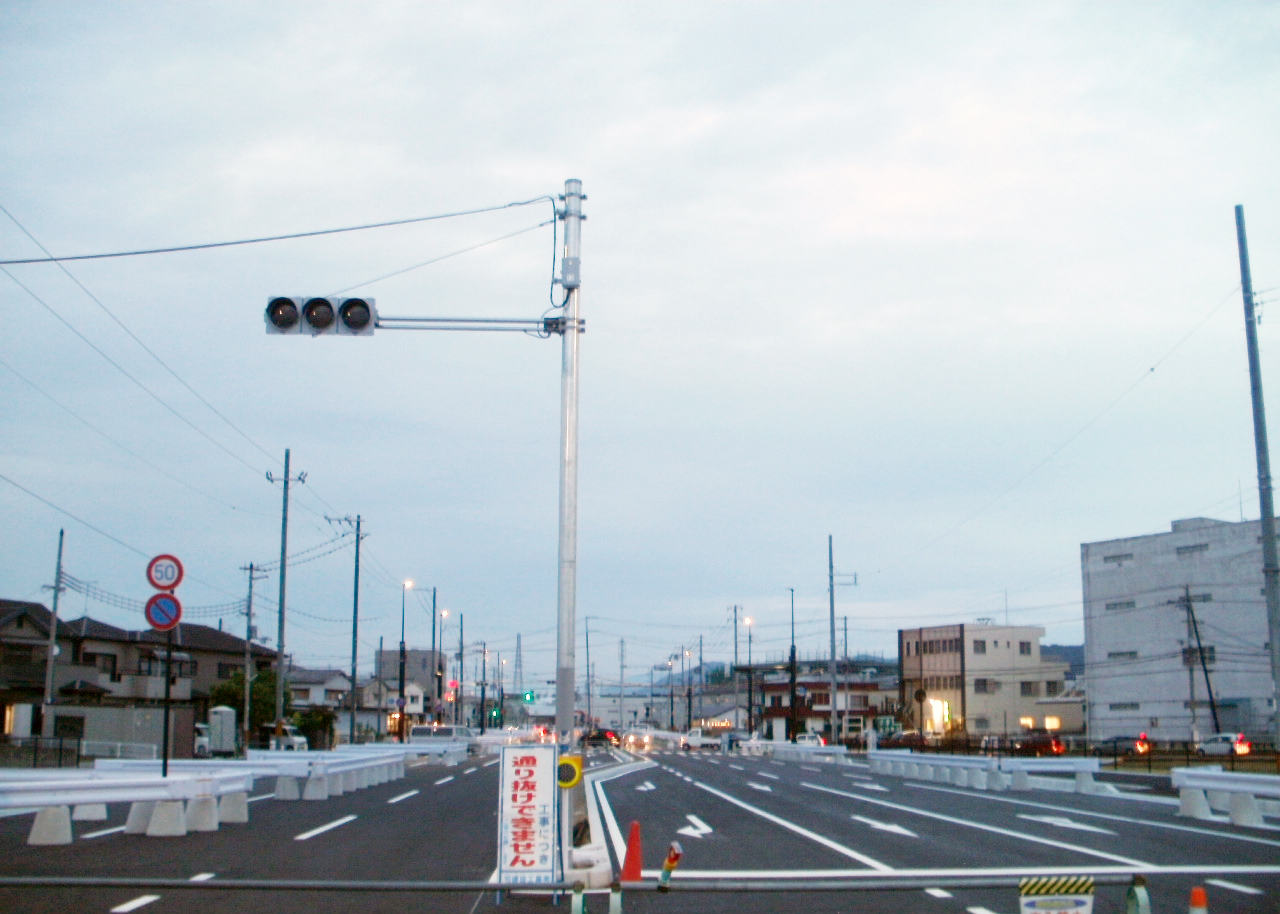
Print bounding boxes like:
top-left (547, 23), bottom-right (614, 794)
top-left (260, 722), bottom-right (308, 751)
top-left (682, 727), bottom-right (720, 750)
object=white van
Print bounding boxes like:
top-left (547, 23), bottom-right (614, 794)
top-left (410, 724), bottom-right (478, 754)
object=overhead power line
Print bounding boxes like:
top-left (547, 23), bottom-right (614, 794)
top-left (0, 197), bottom-right (554, 265)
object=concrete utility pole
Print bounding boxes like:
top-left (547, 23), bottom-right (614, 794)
top-left (349, 517), bottom-right (361, 745)
top-left (555, 179), bottom-right (585, 746)
top-left (789, 588), bottom-right (798, 742)
top-left (399, 579), bottom-right (412, 742)
top-left (829, 536), bottom-right (839, 745)
top-left (269, 448), bottom-right (304, 737)
top-left (41, 530), bottom-right (66, 735)
top-left (240, 563), bottom-right (267, 753)
top-left (731, 606), bottom-right (740, 730)
top-left (1235, 204), bottom-right (1280, 750)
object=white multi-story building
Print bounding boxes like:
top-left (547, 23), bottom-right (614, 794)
top-left (1082, 517), bottom-right (1277, 743)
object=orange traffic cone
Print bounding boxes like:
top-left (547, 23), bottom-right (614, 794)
top-left (620, 820), bottom-right (643, 882)
top-left (1188, 885), bottom-right (1208, 913)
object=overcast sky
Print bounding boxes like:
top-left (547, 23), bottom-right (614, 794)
top-left (3, 3), bottom-right (1278, 694)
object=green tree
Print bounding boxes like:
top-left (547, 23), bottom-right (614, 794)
top-left (295, 707), bottom-right (337, 750)
top-left (207, 669), bottom-right (288, 736)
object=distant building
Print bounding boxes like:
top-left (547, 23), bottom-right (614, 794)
top-left (898, 623), bottom-right (1073, 737)
top-left (1082, 517), bottom-right (1278, 742)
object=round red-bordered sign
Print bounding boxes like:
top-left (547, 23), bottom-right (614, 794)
top-left (146, 554), bottom-right (184, 591)
top-left (144, 592), bottom-right (183, 632)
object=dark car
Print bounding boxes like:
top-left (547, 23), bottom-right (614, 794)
top-left (581, 728), bottom-right (620, 747)
top-left (1092, 735), bottom-right (1150, 756)
top-left (1010, 732), bottom-right (1065, 757)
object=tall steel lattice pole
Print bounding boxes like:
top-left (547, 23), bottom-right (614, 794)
top-left (1235, 204), bottom-right (1280, 749)
top-left (555, 178), bottom-right (584, 745)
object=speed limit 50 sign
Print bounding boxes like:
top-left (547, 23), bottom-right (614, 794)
top-left (146, 554), bottom-right (184, 591)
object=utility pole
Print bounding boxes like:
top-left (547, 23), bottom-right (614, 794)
top-left (457, 614), bottom-right (464, 725)
top-left (555, 179), bottom-right (585, 747)
top-left (479, 642), bottom-right (487, 735)
top-left (584, 619), bottom-right (592, 727)
top-left (267, 448), bottom-right (304, 738)
top-left (698, 635), bottom-right (703, 722)
top-left (399, 580), bottom-right (412, 742)
top-left (1171, 587), bottom-right (1222, 735)
top-left (731, 606), bottom-right (740, 731)
top-left (240, 563), bottom-right (267, 754)
top-left (1236, 204), bottom-right (1280, 750)
top-left (429, 588), bottom-right (439, 723)
top-left (618, 639), bottom-right (625, 731)
top-left (828, 536), bottom-right (838, 745)
top-left (326, 515), bottom-right (363, 746)
top-left (41, 529), bottom-right (65, 725)
top-left (789, 588), bottom-right (798, 743)
top-left (377, 636), bottom-right (384, 737)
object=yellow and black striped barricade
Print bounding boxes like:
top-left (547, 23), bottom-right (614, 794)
top-left (1018, 875), bottom-right (1094, 913)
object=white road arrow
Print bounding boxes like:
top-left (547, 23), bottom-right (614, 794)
top-left (676, 815), bottom-right (713, 838)
top-left (1017, 814), bottom-right (1116, 835)
top-left (747, 782), bottom-right (773, 792)
top-left (852, 815), bottom-right (917, 838)
top-left (635, 781), bottom-right (656, 792)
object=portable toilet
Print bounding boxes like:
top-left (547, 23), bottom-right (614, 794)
top-left (208, 705), bottom-right (238, 755)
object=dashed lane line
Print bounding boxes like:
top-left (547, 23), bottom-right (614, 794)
top-left (81, 825), bottom-right (126, 839)
top-left (110, 896), bottom-right (160, 913)
top-left (802, 782), bottom-right (1149, 867)
top-left (387, 789), bottom-right (419, 804)
top-left (294, 814), bottom-right (358, 841)
top-left (435, 776), bottom-right (455, 785)
top-left (1206, 879), bottom-right (1264, 895)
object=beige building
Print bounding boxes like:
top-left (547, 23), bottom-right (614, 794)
top-left (899, 623), bottom-right (1072, 737)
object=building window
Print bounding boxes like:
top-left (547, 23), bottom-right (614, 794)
top-left (974, 678), bottom-right (999, 694)
top-left (1105, 600), bottom-right (1136, 612)
top-left (1045, 681), bottom-right (1063, 697)
top-left (1103, 553), bottom-right (1134, 564)
top-left (1019, 716), bottom-right (1036, 729)
top-left (973, 717), bottom-right (990, 730)
top-left (1020, 682), bottom-right (1039, 697)
top-left (1176, 543), bottom-right (1209, 557)
top-left (769, 696), bottom-right (782, 708)
top-left (1019, 641), bottom-right (1031, 656)
top-left (1109, 702), bottom-right (1140, 711)
top-left (1044, 716), bottom-right (1061, 730)
top-left (217, 662), bottom-right (242, 680)
top-left (973, 640), bottom-right (986, 655)
top-left (1107, 651), bottom-right (1138, 660)
top-left (1182, 646), bottom-right (1216, 666)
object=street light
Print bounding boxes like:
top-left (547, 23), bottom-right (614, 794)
top-left (399, 580), bottom-right (412, 742)
top-left (437, 608), bottom-right (450, 721)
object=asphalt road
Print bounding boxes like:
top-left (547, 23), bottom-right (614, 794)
top-left (1, 750), bottom-right (1277, 914)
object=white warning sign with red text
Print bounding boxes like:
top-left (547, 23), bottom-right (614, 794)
top-left (497, 744), bottom-right (560, 885)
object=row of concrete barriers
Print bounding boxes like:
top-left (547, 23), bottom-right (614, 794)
top-left (3, 741), bottom-right (471, 845)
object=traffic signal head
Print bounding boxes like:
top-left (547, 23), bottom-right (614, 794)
top-left (523, 690), bottom-right (536, 703)
top-left (265, 297), bottom-right (377, 335)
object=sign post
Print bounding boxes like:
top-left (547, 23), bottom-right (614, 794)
top-left (145, 556), bottom-right (183, 777)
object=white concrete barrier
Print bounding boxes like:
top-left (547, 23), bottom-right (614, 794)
top-left (1172, 768), bottom-right (1280, 827)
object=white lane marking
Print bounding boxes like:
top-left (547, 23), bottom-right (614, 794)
top-left (1206, 878), bottom-right (1264, 895)
top-left (294, 814), bottom-right (358, 841)
top-left (676, 814), bottom-right (714, 838)
top-left (110, 897), bottom-right (161, 913)
top-left (909, 783), bottom-right (1280, 850)
top-left (802, 783), bottom-right (1149, 867)
top-left (589, 758), bottom-right (661, 866)
top-left (189, 874), bottom-right (215, 882)
top-left (434, 776), bottom-right (455, 785)
top-left (729, 764), bottom-right (745, 771)
top-left (967, 908), bottom-right (999, 914)
top-left (801, 765), bottom-right (821, 772)
top-left (853, 815), bottom-right (917, 838)
top-left (847, 782), bottom-right (888, 792)
top-left (81, 825), bottom-right (126, 839)
top-left (635, 781), bottom-right (656, 792)
top-left (387, 789), bottom-right (419, 804)
top-left (925, 887), bottom-right (952, 898)
top-left (483, 758), bottom-right (500, 767)
top-left (706, 759), bottom-right (721, 765)
top-left (248, 794), bottom-right (275, 803)
top-left (770, 761), bottom-right (786, 766)
top-left (692, 780), bottom-right (892, 870)
top-left (842, 772), bottom-right (872, 780)
top-left (1017, 814), bottom-right (1116, 835)
top-left (463, 767), bottom-right (478, 775)
top-left (747, 782), bottom-right (773, 792)
top-left (758, 771), bottom-right (780, 780)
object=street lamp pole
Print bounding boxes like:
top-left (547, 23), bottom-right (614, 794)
top-left (745, 617), bottom-right (753, 733)
top-left (428, 587), bottom-right (437, 721)
top-left (437, 609), bottom-right (449, 723)
top-left (399, 580), bottom-right (412, 742)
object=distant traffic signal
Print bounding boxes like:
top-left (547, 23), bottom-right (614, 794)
top-left (265, 297), bottom-right (376, 335)
top-left (523, 690), bottom-right (536, 703)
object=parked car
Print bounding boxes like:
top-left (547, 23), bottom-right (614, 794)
top-left (1010, 732), bottom-right (1065, 757)
top-left (1195, 732), bottom-right (1252, 756)
top-left (582, 728), bottom-right (620, 747)
top-left (193, 723), bottom-right (211, 758)
top-left (879, 730), bottom-right (927, 749)
top-left (260, 722), bottom-right (308, 751)
top-left (409, 724), bottom-right (479, 755)
top-left (1093, 735), bottom-right (1151, 756)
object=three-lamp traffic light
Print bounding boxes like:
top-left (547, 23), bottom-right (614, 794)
top-left (266, 297), bottom-right (377, 335)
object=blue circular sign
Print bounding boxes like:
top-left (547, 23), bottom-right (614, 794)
top-left (145, 592), bottom-right (183, 631)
